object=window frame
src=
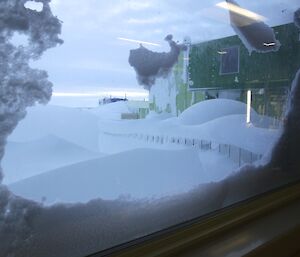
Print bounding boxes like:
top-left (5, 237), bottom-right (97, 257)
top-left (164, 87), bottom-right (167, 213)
top-left (87, 181), bottom-right (300, 257)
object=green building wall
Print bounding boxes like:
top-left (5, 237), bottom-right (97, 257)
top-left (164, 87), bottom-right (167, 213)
top-left (189, 23), bottom-right (300, 91)
top-left (188, 22), bottom-right (300, 119)
top-left (150, 22), bottom-right (300, 119)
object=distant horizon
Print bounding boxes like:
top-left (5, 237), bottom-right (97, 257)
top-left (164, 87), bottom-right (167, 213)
top-left (49, 90), bottom-right (149, 108)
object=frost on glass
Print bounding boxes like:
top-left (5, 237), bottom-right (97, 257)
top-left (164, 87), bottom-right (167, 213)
top-left (225, 0), bottom-right (280, 54)
top-left (129, 34), bottom-right (186, 89)
top-left (0, 0), bottom-right (62, 255)
top-left (0, 1), bottom-right (300, 257)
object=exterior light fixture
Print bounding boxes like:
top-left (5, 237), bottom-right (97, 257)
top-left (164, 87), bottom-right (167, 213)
top-left (246, 90), bottom-right (252, 124)
top-left (263, 42), bottom-right (276, 47)
top-left (117, 37), bottom-right (161, 47)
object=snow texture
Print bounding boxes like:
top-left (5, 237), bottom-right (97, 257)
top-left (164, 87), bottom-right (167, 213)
top-left (87, 101), bottom-right (131, 120)
top-left (98, 99), bottom-right (280, 155)
top-left (179, 99), bottom-right (253, 125)
top-left (129, 35), bottom-right (186, 89)
top-left (1, 68), bottom-right (299, 257)
top-left (226, 0), bottom-right (280, 54)
top-left (9, 148), bottom-right (234, 204)
top-left (8, 104), bottom-right (101, 152)
top-left (3, 135), bottom-right (101, 184)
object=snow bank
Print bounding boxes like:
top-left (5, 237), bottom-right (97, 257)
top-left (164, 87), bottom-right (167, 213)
top-left (182, 114), bottom-right (279, 154)
top-left (88, 101), bottom-right (131, 120)
top-left (8, 105), bottom-right (100, 152)
top-left (99, 110), bottom-right (279, 155)
top-left (9, 148), bottom-right (235, 204)
top-left (2, 135), bottom-right (101, 184)
top-left (178, 99), bottom-right (256, 125)
top-left (145, 111), bottom-right (174, 120)
top-left (3, 162), bottom-right (299, 257)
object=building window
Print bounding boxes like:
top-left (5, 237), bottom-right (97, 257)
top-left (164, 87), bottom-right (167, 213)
top-left (220, 46), bottom-right (240, 75)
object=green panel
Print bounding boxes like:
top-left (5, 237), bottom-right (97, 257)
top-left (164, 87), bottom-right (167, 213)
top-left (149, 96), bottom-right (160, 113)
top-left (194, 91), bottom-right (206, 104)
top-left (189, 23), bottom-right (300, 90)
top-left (173, 52), bottom-right (193, 115)
top-left (176, 82), bottom-right (192, 115)
top-left (149, 96), bottom-right (155, 111)
top-left (174, 54), bottom-right (207, 114)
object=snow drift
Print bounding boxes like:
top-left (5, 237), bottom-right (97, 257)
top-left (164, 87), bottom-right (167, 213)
top-left (9, 148), bottom-right (237, 205)
top-left (178, 99), bottom-right (254, 125)
top-left (3, 135), bottom-right (101, 184)
top-left (88, 101), bottom-right (131, 120)
top-left (1, 2), bottom-right (300, 257)
top-left (9, 104), bottom-right (100, 152)
top-left (99, 99), bottom-right (280, 155)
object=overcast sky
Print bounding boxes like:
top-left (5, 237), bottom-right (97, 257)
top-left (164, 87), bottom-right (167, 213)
top-left (26, 0), bottom-right (298, 101)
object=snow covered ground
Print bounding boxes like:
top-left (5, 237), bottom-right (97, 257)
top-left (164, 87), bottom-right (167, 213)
top-left (4, 99), bottom-right (281, 205)
top-left (98, 99), bottom-right (280, 155)
top-left (0, 98), bottom-right (285, 257)
top-left (2, 135), bottom-right (101, 184)
top-left (8, 104), bottom-right (101, 152)
top-left (9, 148), bottom-right (237, 204)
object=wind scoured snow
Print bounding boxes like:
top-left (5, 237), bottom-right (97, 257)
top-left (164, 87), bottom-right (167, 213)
top-left (8, 104), bottom-right (100, 152)
top-left (99, 99), bottom-right (280, 155)
top-left (88, 101), bottom-right (131, 120)
top-left (9, 148), bottom-right (236, 205)
top-left (2, 135), bottom-right (101, 184)
top-left (3, 153), bottom-right (299, 257)
top-left (145, 111), bottom-right (174, 120)
top-left (178, 99), bottom-right (255, 125)
top-left (1, 2), bottom-right (299, 256)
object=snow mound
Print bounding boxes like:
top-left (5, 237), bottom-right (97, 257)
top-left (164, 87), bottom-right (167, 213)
top-left (178, 99), bottom-right (256, 125)
top-left (2, 135), bottom-right (101, 184)
top-left (9, 148), bottom-right (225, 204)
top-left (188, 114), bottom-right (279, 154)
top-left (145, 111), bottom-right (173, 120)
top-left (88, 101), bottom-right (131, 120)
top-left (8, 104), bottom-right (100, 152)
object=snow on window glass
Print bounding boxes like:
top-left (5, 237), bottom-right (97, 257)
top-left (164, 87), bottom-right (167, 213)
top-left (1, 0), bottom-right (300, 256)
top-left (24, 1), bottom-right (44, 12)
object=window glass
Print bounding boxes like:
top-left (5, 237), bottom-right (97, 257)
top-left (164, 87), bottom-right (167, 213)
top-left (220, 46), bottom-right (240, 74)
top-left (1, 0), bottom-right (300, 256)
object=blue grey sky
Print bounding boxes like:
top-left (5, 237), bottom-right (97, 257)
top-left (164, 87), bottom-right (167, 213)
top-left (28, 0), bottom-right (297, 100)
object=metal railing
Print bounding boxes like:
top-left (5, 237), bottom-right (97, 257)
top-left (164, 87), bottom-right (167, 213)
top-left (102, 131), bottom-right (262, 166)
